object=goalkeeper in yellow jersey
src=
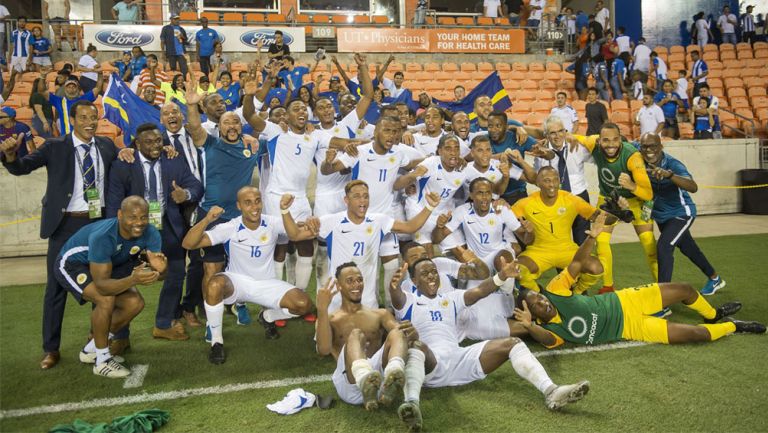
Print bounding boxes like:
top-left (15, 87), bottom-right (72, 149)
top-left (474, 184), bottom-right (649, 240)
top-left (511, 213), bottom-right (766, 348)
top-left (571, 122), bottom-right (657, 294)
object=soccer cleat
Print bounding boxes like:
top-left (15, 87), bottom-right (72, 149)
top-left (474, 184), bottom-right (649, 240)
top-left (651, 307), bottom-right (672, 318)
top-left (701, 276), bottom-right (726, 296)
top-left (209, 343), bottom-right (226, 364)
top-left (724, 317), bottom-right (767, 334)
top-left (704, 301), bottom-right (742, 324)
top-left (303, 313), bottom-right (317, 323)
top-left (598, 285), bottom-right (615, 294)
top-left (79, 350), bottom-right (124, 364)
top-left (361, 371), bottom-right (382, 411)
top-left (258, 311), bottom-right (280, 340)
top-left (379, 369), bottom-right (405, 406)
top-left (93, 357), bottom-right (131, 378)
top-left (204, 324), bottom-right (212, 343)
top-left (545, 380), bottom-right (590, 410)
top-left (275, 320), bottom-right (288, 328)
top-left (236, 304), bottom-right (252, 325)
top-left (398, 401), bottom-right (423, 432)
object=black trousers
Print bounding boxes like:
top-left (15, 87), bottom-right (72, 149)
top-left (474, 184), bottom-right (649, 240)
top-left (43, 214), bottom-right (94, 352)
top-left (181, 248), bottom-right (204, 314)
top-left (155, 218), bottom-right (187, 329)
top-left (656, 217), bottom-right (715, 283)
top-left (199, 55), bottom-right (212, 76)
top-left (168, 55), bottom-right (188, 79)
top-left (572, 190), bottom-right (591, 245)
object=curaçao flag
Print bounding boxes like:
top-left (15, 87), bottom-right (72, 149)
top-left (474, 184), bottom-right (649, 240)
top-left (102, 73), bottom-right (161, 141)
top-left (432, 71), bottom-right (512, 121)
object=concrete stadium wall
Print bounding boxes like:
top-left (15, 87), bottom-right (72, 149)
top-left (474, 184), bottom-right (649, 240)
top-left (0, 138), bottom-right (761, 258)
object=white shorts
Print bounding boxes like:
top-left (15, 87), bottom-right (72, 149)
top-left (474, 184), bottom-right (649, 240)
top-left (424, 341), bottom-right (488, 388)
top-left (10, 56), bottom-right (28, 73)
top-left (332, 344), bottom-right (385, 405)
top-left (32, 57), bottom-right (52, 66)
top-left (379, 232), bottom-right (400, 257)
top-left (413, 214), bottom-right (456, 250)
top-left (264, 192), bottom-right (312, 244)
top-left (458, 292), bottom-right (515, 341)
top-left (219, 272), bottom-right (295, 309)
top-left (313, 189), bottom-right (346, 218)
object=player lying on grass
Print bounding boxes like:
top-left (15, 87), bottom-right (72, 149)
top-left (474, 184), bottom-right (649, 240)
top-left (54, 196), bottom-right (167, 378)
top-left (513, 213), bottom-right (766, 348)
top-left (388, 254), bottom-right (591, 426)
top-left (316, 262), bottom-right (422, 431)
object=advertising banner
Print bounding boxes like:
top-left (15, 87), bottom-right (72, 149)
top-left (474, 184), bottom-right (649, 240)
top-left (337, 28), bottom-right (525, 54)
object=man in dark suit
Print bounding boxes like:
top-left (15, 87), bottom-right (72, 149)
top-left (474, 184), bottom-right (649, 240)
top-left (107, 123), bottom-right (203, 340)
top-left (160, 102), bottom-right (205, 327)
top-left (1, 100), bottom-right (121, 369)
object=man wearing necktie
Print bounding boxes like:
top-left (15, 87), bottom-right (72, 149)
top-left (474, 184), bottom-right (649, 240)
top-left (1, 100), bottom-right (121, 369)
top-left (107, 123), bottom-right (203, 341)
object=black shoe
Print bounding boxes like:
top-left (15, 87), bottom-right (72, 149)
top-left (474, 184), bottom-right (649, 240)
top-left (209, 343), bottom-right (226, 364)
top-left (258, 311), bottom-right (280, 340)
top-left (724, 317), bottom-right (767, 334)
top-left (705, 301), bottom-right (742, 324)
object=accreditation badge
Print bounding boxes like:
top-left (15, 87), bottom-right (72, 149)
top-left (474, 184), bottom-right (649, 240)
top-left (86, 188), bottom-right (102, 219)
top-left (148, 201), bottom-right (163, 230)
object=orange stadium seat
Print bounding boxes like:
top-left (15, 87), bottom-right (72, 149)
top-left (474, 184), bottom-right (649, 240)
top-left (268, 14), bottom-right (288, 23)
top-left (722, 68), bottom-right (741, 79)
top-left (512, 63), bottom-right (528, 72)
top-left (703, 43), bottom-right (719, 52)
top-left (372, 15), bottom-right (389, 25)
top-left (425, 16), bottom-right (436, 25)
top-left (179, 11), bottom-right (198, 22)
top-left (611, 100), bottom-right (629, 112)
top-left (536, 90), bottom-right (553, 100)
top-left (526, 112), bottom-right (547, 127)
top-left (504, 80), bottom-right (521, 91)
top-left (654, 46), bottom-right (669, 56)
top-left (744, 76), bottom-right (763, 88)
top-left (736, 42), bottom-right (751, 50)
top-left (222, 13), bottom-right (243, 24)
top-left (456, 17), bottom-right (474, 26)
top-left (528, 63), bottom-right (545, 72)
top-left (3, 94), bottom-right (23, 108)
top-left (542, 71), bottom-right (560, 81)
top-left (516, 90), bottom-right (536, 101)
top-left (294, 14), bottom-right (311, 24)
top-left (572, 100), bottom-right (586, 112)
top-left (506, 71), bottom-right (526, 81)
top-left (545, 62), bottom-right (562, 72)
top-left (754, 49), bottom-right (768, 59)
top-left (520, 80), bottom-right (537, 90)
top-left (477, 17), bottom-right (494, 26)
top-left (707, 60), bottom-right (724, 70)
top-left (669, 45), bottom-right (685, 54)
top-left (470, 71), bottom-right (487, 80)
top-left (460, 63), bottom-right (476, 72)
top-left (531, 100), bottom-right (550, 113)
top-left (703, 51), bottom-right (719, 62)
top-left (708, 69), bottom-right (723, 79)
top-left (737, 50), bottom-right (754, 60)
top-left (719, 50), bottom-right (736, 61)
top-left (477, 62), bottom-right (494, 72)
top-left (353, 15), bottom-right (369, 24)
top-left (612, 112), bottom-right (630, 124)
top-left (424, 63), bottom-right (440, 72)
top-left (727, 87), bottom-right (747, 99)
top-left (495, 62), bottom-right (511, 72)
top-left (752, 96), bottom-right (768, 110)
top-left (539, 80), bottom-right (556, 90)
top-left (438, 17), bottom-right (456, 26)
top-left (411, 71), bottom-right (430, 81)
top-left (312, 14), bottom-right (330, 24)
top-left (19, 73), bottom-right (40, 83)
top-left (668, 53), bottom-right (685, 64)
top-left (629, 99), bottom-right (642, 111)
top-left (431, 71), bottom-right (450, 80)
top-left (331, 15), bottom-right (348, 24)
top-left (406, 63), bottom-right (422, 72)
top-left (442, 63), bottom-right (458, 72)
top-left (200, 12), bottom-right (220, 23)
top-left (724, 77), bottom-right (744, 89)
top-left (748, 87), bottom-right (767, 98)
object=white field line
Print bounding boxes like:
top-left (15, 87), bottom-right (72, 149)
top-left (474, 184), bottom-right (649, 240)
top-left (1, 342), bottom-right (649, 420)
top-left (122, 364), bottom-right (149, 389)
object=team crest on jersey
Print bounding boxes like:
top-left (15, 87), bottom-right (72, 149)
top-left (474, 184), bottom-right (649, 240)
top-left (243, 149), bottom-right (252, 158)
top-left (558, 207), bottom-right (567, 215)
top-left (303, 135), bottom-right (310, 142)
top-left (116, 244), bottom-right (122, 252)
top-left (366, 226), bottom-right (373, 235)
top-left (129, 246), bottom-right (141, 255)
top-left (488, 218), bottom-right (496, 226)
top-left (260, 234), bottom-right (269, 243)
top-left (453, 179), bottom-right (461, 186)
top-left (333, 127), bottom-right (340, 134)
top-left (76, 273), bottom-right (87, 285)
top-left (388, 156), bottom-right (396, 164)
top-left (440, 299), bottom-right (449, 308)
top-left (489, 174), bottom-right (497, 181)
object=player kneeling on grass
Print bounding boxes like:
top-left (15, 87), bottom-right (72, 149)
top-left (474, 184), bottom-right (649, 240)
top-left (513, 213), bottom-right (766, 348)
top-left (181, 187), bottom-right (314, 364)
top-left (388, 255), bottom-right (591, 423)
top-left (54, 196), bottom-right (167, 378)
top-left (316, 262), bottom-right (418, 426)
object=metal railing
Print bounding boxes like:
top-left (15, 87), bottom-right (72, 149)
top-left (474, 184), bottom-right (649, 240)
top-left (720, 106), bottom-right (756, 138)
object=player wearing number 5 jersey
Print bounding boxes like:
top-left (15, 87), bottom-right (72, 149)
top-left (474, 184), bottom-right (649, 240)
top-left (182, 186), bottom-right (314, 365)
top-left (281, 180), bottom-right (441, 312)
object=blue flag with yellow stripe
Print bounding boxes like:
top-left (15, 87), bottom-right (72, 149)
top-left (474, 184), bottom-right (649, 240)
top-left (103, 73), bottom-right (161, 141)
top-left (431, 71), bottom-right (512, 121)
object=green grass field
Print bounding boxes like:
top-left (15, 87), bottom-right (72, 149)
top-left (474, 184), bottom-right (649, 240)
top-left (2, 234), bottom-right (768, 432)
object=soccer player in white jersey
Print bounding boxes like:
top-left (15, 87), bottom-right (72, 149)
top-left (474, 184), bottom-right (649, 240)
top-left (281, 180), bottom-right (440, 312)
top-left (181, 187), bottom-right (314, 364)
top-left (450, 111), bottom-right (481, 158)
top-left (388, 256), bottom-right (590, 421)
top-left (462, 135), bottom-right (535, 200)
top-left (396, 134), bottom-right (469, 256)
top-left (412, 106), bottom-right (450, 157)
top-left (321, 115), bottom-right (423, 307)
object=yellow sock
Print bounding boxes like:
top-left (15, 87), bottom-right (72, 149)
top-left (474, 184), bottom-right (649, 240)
top-left (699, 322), bottom-right (736, 341)
top-left (638, 231), bottom-right (658, 281)
top-left (596, 232), bottom-right (614, 287)
top-left (574, 273), bottom-right (601, 295)
top-left (519, 264), bottom-right (540, 292)
top-left (687, 293), bottom-right (717, 320)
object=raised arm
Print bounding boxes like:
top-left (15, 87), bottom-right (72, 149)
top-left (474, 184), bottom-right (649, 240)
top-left (454, 246), bottom-right (491, 281)
top-left (183, 75), bottom-right (209, 146)
top-left (376, 54), bottom-right (395, 84)
top-left (388, 262), bottom-right (409, 310)
top-left (647, 161), bottom-right (698, 193)
top-left (280, 194), bottom-right (320, 241)
top-left (330, 55), bottom-right (351, 85)
top-left (391, 192), bottom-right (439, 234)
top-left (181, 206), bottom-right (224, 250)
top-left (464, 255), bottom-right (520, 306)
top-left (314, 277), bottom-right (338, 356)
top-left (319, 148), bottom-right (347, 175)
top-left (353, 53), bottom-right (374, 120)
top-left (393, 164), bottom-right (427, 190)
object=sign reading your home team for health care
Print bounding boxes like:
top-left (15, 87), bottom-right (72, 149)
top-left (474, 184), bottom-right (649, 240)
top-left (82, 24), bottom-right (307, 52)
top-left (337, 28), bottom-right (526, 53)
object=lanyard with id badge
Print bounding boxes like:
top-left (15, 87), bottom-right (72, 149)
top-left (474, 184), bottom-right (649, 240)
top-left (75, 145), bottom-right (102, 219)
top-left (142, 160), bottom-right (163, 230)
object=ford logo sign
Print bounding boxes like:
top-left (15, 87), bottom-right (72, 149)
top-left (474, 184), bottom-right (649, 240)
top-left (96, 30), bottom-right (154, 48)
top-left (240, 29), bottom-right (293, 48)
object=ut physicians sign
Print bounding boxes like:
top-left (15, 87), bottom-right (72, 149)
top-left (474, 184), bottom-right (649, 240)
top-left (337, 28), bottom-right (525, 54)
top-left (83, 24), bottom-right (306, 52)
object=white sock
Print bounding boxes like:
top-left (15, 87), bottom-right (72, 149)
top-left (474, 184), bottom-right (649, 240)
top-left (263, 308), bottom-right (298, 322)
top-left (384, 356), bottom-right (405, 378)
top-left (509, 342), bottom-right (555, 394)
top-left (95, 346), bottom-right (111, 365)
top-left (275, 259), bottom-right (286, 280)
top-left (204, 301), bottom-right (225, 345)
top-left (286, 251), bottom-right (298, 285)
top-left (84, 338), bottom-right (96, 353)
top-left (351, 359), bottom-right (374, 389)
top-left (316, 245), bottom-right (329, 287)
top-left (295, 256), bottom-right (314, 291)
top-left (404, 348), bottom-right (425, 402)
top-left (382, 259), bottom-right (400, 308)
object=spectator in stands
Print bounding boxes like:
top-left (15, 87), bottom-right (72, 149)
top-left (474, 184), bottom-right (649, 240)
top-left (210, 41), bottom-right (230, 74)
top-left (160, 14), bottom-right (189, 79)
top-left (592, 55), bottom-right (610, 101)
top-left (506, 0), bottom-right (523, 27)
top-left (575, 10), bottom-right (589, 34)
top-left (742, 5), bottom-right (757, 45)
top-left (111, 51), bottom-right (134, 82)
top-left (278, 56), bottom-right (317, 95)
top-left (689, 50), bottom-right (708, 98)
top-left (550, 91), bottom-right (579, 133)
top-left (294, 84), bottom-right (316, 120)
top-left (692, 83), bottom-right (721, 139)
top-left (588, 14), bottom-right (603, 39)
top-left (585, 87), bottom-right (608, 135)
top-left (196, 74), bottom-right (216, 95)
top-left (578, 26), bottom-right (589, 50)
top-left (77, 44), bottom-right (102, 94)
top-left (654, 79), bottom-right (686, 139)
top-left (217, 71), bottom-right (241, 111)
top-left (112, 0), bottom-right (142, 24)
top-left (675, 70), bottom-right (689, 115)
top-left (636, 93), bottom-right (665, 135)
top-left (141, 86), bottom-right (160, 109)
top-left (415, 93), bottom-right (431, 119)
top-left (382, 71), bottom-right (410, 99)
top-left (160, 74), bottom-right (187, 105)
top-left (527, 0), bottom-right (545, 35)
top-left (717, 6), bottom-right (738, 45)
top-left (0, 107), bottom-right (33, 158)
top-left (37, 74), bottom-right (104, 136)
top-left (484, 0), bottom-right (503, 18)
top-left (565, 7), bottom-right (577, 45)
top-left (53, 67), bottom-right (72, 97)
top-left (692, 97), bottom-right (715, 139)
top-left (196, 17), bottom-right (219, 77)
top-left (600, 30), bottom-right (617, 73)
top-left (454, 85), bottom-right (466, 101)
top-left (587, 30), bottom-right (605, 60)
top-left (129, 46), bottom-right (147, 86)
top-left (631, 70), bottom-right (647, 101)
top-left (42, 0), bottom-right (75, 52)
top-left (567, 48), bottom-right (591, 100)
top-left (30, 78), bottom-right (54, 138)
top-left (631, 37), bottom-right (651, 73)
top-left (0, 2), bottom-right (9, 54)
top-left (267, 30), bottom-right (290, 61)
top-left (316, 75), bottom-right (343, 109)
top-left (649, 51), bottom-right (668, 92)
top-left (139, 54), bottom-right (167, 106)
top-left (29, 27), bottom-right (53, 73)
top-left (614, 26), bottom-right (633, 66)
top-left (609, 54), bottom-right (627, 100)
top-left (595, 0), bottom-right (610, 32)
top-left (9, 16), bottom-right (31, 77)
top-left (693, 12), bottom-right (713, 49)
